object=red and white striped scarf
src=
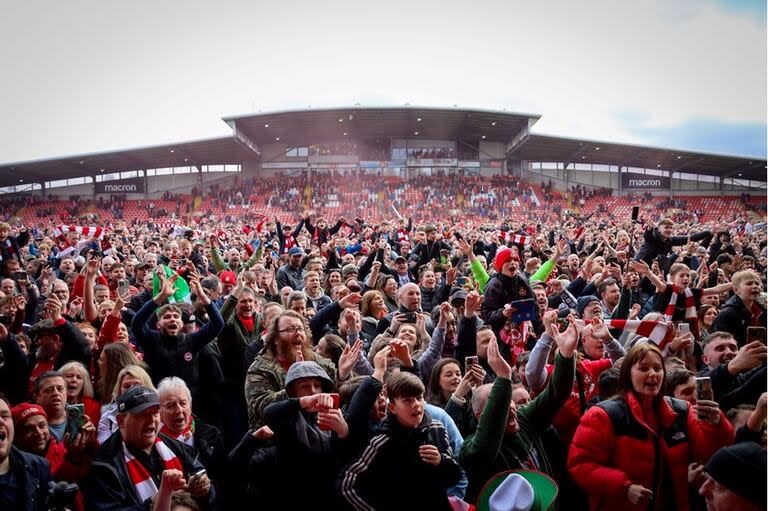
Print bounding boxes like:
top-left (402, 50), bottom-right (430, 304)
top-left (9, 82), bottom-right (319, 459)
top-left (54, 225), bottom-right (104, 240)
top-left (396, 228), bottom-right (410, 242)
top-left (498, 231), bottom-right (530, 246)
top-left (576, 319), bottom-right (674, 350)
top-left (664, 285), bottom-right (697, 323)
top-left (606, 319), bottom-right (675, 350)
top-left (159, 417), bottom-right (195, 446)
top-left (123, 438), bottom-right (183, 502)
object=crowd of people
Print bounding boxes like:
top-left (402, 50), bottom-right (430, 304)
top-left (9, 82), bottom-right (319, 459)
top-left (0, 180), bottom-right (765, 511)
top-left (407, 147), bottom-right (457, 160)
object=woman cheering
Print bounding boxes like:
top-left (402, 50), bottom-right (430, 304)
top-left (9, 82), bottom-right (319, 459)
top-left (568, 343), bottom-right (734, 510)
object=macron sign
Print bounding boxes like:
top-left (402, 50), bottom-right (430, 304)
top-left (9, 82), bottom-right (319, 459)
top-left (621, 172), bottom-right (670, 190)
top-left (95, 177), bottom-right (144, 194)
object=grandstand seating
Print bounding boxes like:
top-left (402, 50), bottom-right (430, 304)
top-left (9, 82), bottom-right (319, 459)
top-left (6, 176), bottom-right (761, 227)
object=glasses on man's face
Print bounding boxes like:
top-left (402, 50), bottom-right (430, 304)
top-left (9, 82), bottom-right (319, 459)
top-left (278, 326), bottom-right (305, 335)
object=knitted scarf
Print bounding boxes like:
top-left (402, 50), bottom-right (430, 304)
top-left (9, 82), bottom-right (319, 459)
top-left (123, 437), bottom-right (183, 502)
top-left (159, 416), bottom-right (195, 446)
top-left (664, 285), bottom-right (697, 323)
top-left (664, 285), bottom-right (698, 339)
top-left (54, 225), bottom-right (104, 240)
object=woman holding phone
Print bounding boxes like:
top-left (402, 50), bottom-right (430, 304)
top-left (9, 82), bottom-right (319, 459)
top-left (427, 357), bottom-right (483, 437)
top-left (568, 343), bottom-right (734, 510)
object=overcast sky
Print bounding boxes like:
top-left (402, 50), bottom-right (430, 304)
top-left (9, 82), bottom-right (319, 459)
top-left (1, 0), bottom-right (765, 164)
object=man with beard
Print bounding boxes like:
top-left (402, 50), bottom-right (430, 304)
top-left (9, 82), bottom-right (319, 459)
top-left (699, 331), bottom-right (767, 411)
top-left (197, 285), bottom-right (263, 446)
top-left (0, 397), bottom-right (53, 511)
top-left (244, 310), bottom-right (336, 429)
top-left (11, 402), bottom-right (95, 482)
top-left (83, 386), bottom-right (214, 511)
top-left (459, 318), bottom-right (577, 502)
top-left (131, 271), bottom-right (224, 403)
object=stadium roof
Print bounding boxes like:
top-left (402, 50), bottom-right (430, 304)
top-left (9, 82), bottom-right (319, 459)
top-left (0, 137), bottom-right (256, 188)
top-left (0, 106), bottom-right (764, 188)
top-left (222, 106), bottom-right (540, 148)
top-left (509, 134), bottom-right (767, 181)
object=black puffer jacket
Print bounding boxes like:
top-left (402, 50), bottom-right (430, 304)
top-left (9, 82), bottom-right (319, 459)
top-left (712, 294), bottom-right (766, 347)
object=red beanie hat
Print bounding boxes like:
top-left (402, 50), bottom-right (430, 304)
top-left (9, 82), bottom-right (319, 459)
top-left (11, 403), bottom-right (47, 427)
top-left (494, 246), bottom-right (520, 273)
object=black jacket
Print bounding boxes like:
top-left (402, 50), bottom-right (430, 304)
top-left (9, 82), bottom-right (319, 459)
top-left (131, 300), bottom-right (224, 400)
top-left (127, 289), bottom-right (153, 313)
top-left (1, 447), bottom-right (52, 511)
top-left (712, 294), bottom-right (766, 347)
top-left (263, 398), bottom-right (347, 508)
top-left (340, 411), bottom-right (461, 511)
top-left (634, 227), bottom-right (711, 268)
top-left (83, 432), bottom-right (214, 511)
top-left (482, 273), bottom-right (541, 331)
top-left (411, 239), bottom-right (452, 270)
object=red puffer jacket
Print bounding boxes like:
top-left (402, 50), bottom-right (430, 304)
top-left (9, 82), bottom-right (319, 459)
top-left (568, 392), bottom-right (733, 511)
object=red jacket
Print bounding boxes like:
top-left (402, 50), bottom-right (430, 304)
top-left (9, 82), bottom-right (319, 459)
top-left (551, 357), bottom-right (612, 443)
top-left (568, 392), bottom-right (733, 511)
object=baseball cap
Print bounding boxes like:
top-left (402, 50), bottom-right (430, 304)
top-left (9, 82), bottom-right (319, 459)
top-left (11, 403), bottom-right (47, 427)
top-left (116, 386), bottom-right (161, 414)
top-left (395, 256), bottom-right (406, 263)
top-left (450, 290), bottom-right (468, 304)
top-left (219, 270), bottom-right (236, 285)
top-left (342, 264), bottom-right (358, 277)
top-left (288, 247), bottom-right (304, 256)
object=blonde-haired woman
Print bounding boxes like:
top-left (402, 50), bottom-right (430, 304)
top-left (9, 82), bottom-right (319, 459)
top-left (60, 360), bottom-right (101, 426)
top-left (97, 364), bottom-right (154, 444)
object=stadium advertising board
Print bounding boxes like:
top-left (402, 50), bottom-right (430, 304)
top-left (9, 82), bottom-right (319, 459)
top-left (621, 172), bottom-right (670, 190)
top-left (95, 177), bottom-right (144, 194)
top-left (407, 157), bottom-right (457, 167)
top-left (262, 162), bottom-right (308, 168)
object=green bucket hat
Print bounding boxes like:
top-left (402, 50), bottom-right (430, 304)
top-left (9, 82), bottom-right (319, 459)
top-left (475, 470), bottom-right (558, 511)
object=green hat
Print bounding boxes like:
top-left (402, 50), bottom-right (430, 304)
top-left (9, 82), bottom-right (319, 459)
top-left (476, 470), bottom-right (558, 511)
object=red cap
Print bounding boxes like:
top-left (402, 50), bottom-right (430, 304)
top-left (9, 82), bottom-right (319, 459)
top-left (219, 270), bottom-right (236, 285)
top-left (11, 403), bottom-right (47, 427)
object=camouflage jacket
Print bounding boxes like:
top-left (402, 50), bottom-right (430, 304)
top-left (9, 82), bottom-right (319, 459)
top-left (244, 349), bottom-right (337, 429)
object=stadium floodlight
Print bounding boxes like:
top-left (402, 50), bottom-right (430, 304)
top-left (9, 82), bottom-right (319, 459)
top-left (343, 132), bottom-right (348, 136)
top-left (417, 118), bottom-right (422, 122)
top-left (276, 137), bottom-right (280, 141)
top-left (414, 131), bottom-right (419, 135)
top-left (482, 135), bottom-right (487, 139)
top-left (264, 124), bottom-right (269, 128)
top-left (170, 149), bottom-right (175, 153)
top-left (339, 118), bottom-right (343, 122)
top-left (491, 122), bottom-right (496, 126)
top-left (594, 147), bottom-right (600, 150)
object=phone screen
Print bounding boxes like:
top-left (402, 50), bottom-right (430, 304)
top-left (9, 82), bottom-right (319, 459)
top-left (65, 404), bottom-right (85, 441)
top-left (747, 326), bottom-right (767, 345)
